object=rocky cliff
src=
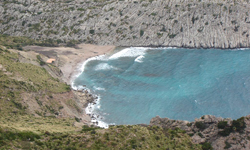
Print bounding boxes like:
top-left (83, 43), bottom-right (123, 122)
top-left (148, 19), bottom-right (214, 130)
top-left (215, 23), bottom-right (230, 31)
top-left (150, 115), bottom-right (250, 149)
top-left (1, 0), bottom-right (250, 48)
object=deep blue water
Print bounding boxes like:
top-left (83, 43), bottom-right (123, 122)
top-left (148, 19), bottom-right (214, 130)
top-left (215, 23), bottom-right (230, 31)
top-left (73, 47), bottom-right (250, 125)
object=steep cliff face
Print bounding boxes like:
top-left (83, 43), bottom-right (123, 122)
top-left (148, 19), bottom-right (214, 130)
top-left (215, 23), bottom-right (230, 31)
top-left (1, 0), bottom-right (250, 48)
top-left (150, 115), bottom-right (250, 150)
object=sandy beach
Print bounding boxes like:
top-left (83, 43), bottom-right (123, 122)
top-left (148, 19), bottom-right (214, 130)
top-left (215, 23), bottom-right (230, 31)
top-left (24, 44), bottom-right (116, 84)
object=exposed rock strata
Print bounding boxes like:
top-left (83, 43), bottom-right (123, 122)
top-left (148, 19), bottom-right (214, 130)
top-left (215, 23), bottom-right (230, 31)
top-left (1, 0), bottom-right (250, 48)
top-left (150, 115), bottom-right (250, 150)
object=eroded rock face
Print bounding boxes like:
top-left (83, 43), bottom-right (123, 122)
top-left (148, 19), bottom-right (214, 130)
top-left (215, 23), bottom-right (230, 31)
top-left (1, 0), bottom-right (250, 48)
top-left (150, 115), bottom-right (250, 150)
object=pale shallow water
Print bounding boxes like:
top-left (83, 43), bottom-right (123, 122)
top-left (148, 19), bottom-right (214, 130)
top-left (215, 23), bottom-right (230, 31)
top-left (73, 47), bottom-right (250, 126)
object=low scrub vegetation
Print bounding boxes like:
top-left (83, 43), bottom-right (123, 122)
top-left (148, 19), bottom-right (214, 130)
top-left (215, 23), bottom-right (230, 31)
top-left (0, 34), bottom-right (79, 50)
top-left (218, 117), bottom-right (246, 136)
top-left (0, 125), bottom-right (202, 149)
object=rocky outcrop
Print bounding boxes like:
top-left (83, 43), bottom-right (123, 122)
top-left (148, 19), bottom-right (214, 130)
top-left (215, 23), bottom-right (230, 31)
top-left (150, 115), bottom-right (250, 149)
top-left (0, 0), bottom-right (250, 48)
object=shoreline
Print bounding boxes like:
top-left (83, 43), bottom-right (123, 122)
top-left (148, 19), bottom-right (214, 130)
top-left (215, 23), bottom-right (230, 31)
top-left (67, 46), bottom-right (250, 127)
top-left (23, 45), bottom-right (250, 127)
top-left (69, 46), bottom-right (250, 128)
top-left (23, 44), bottom-right (115, 126)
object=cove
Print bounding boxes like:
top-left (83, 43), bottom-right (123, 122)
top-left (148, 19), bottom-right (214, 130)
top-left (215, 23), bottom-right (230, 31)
top-left (73, 47), bottom-right (250, 126)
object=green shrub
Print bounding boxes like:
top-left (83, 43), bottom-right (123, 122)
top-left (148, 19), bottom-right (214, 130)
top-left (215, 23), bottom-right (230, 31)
top-left (192, 16), bottom-right (199, 24)
top-left (66, 40), bottom-right (78, 47)
top-left (232, 117), bottom-right (246, 133)
top-left (39, 61), bottom-right (46, 66)
top-left (75, 117), bottom-right (80, 122)
top-left (201, 142), bottom-right (213, 150)
top-left (218, 121), bottom-right (228, 129)
top-left (77, 8), bottom-right (85, 11)
top-left (168, 33), bottom-right (177, 39)
top-left (218, 127), bottom-right (232, 136)
top-left (89, 30), bottom-right (95, 34)
top-left (151, 12), bottom-right (157, 16)
top-left (18, 131), bottom-right (41, 141)
top-left (36, 55), bottom-right (45, 66)
top-left (35, 140), bottom-right (44, 146)
top-left (140, 30), bottom-right (144, 37)
top-left (82, 125), bottom-right (96, 132)
top-left (160, 26), bottom-right (166, 32)
top-left (219, 117), bottom-right (246, 136)
top-left (195, 121), bottom-right (206, 130)
top-left (198, 132), bottom-right (204, 138)
top-left (224, 141), bottom-right (231, 149)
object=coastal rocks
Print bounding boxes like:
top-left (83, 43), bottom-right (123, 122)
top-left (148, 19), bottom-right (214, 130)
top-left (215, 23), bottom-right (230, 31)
top-left (73, 90), bottom-right (96, 108)
top-left (150, 116), bottom-right (190, 131)
top-left (1, 0), bottom-right (250, 48)
top-left (150, 115), bottom-right (250, 149)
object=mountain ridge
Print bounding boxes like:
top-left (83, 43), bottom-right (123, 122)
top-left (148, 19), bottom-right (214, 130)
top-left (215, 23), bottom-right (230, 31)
top-left (1, 0), bottom-right (250, 48)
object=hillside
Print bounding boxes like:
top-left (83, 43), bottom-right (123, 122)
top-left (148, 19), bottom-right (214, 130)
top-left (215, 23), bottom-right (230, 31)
top-left (0, 43), bottom-right (91, 125)
top-left (0, 0), bottom-right (250, 48)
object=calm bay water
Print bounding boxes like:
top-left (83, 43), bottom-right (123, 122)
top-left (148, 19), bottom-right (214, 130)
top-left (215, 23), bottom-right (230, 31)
top-left (73, 47), bottom-right (250, 125)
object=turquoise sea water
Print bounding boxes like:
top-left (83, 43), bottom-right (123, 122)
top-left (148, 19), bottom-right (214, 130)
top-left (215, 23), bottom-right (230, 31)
top-left (73, 47), bottom-right (250, 125)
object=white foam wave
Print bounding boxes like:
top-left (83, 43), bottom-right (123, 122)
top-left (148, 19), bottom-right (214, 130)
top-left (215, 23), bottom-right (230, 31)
top-left (166, 47), bottom-right (177, 49)
top-left (109, 47), bottom-right (149, 60)
top-left (91, 119), bottom-right (109, 128)
top-left (80, 55), bottom-right (107, 73)
top-left (71, 54), bottom-right (107, 90)
top-left (93, 86), bottom-right (106, 91)
top-left (232, 48), bottom-right (249, 51)
top-left (94, 63), bottom-right (117, 71)
top-left (135, 55), bottom-right (145, 63)
top-left (69, 54), bottom-right (111, 128)
top-left (85, 96), bottom-right (109, 128)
